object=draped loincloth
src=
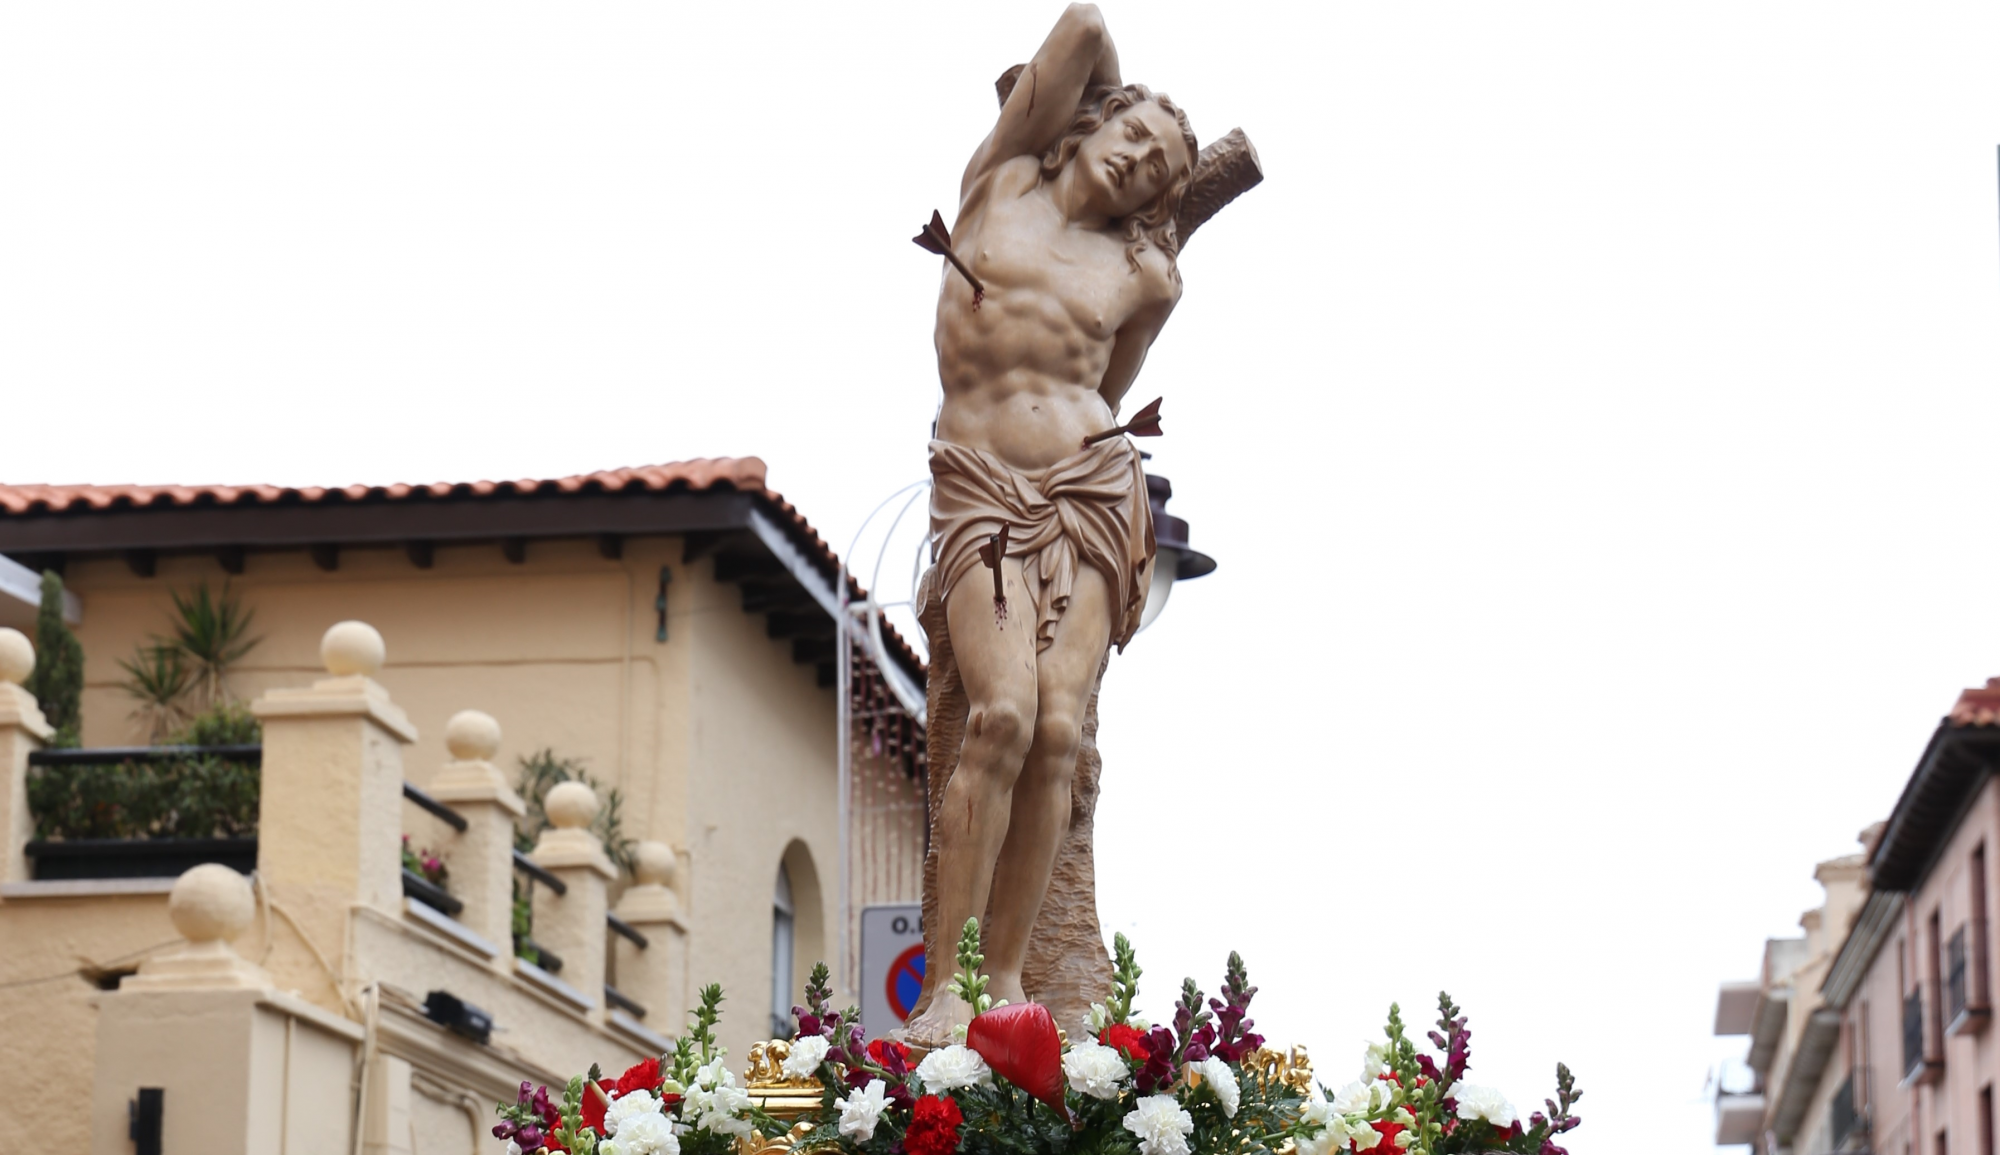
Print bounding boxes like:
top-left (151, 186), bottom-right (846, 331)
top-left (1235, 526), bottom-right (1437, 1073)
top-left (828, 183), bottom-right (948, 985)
top-left (925, 437), bottom-right (1155, 654)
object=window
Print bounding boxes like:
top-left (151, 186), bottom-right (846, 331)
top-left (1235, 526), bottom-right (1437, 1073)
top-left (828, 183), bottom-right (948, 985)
top-left (1980, 1085), bottom-right (1994, 1155)
top-left (772, 863), bottom-right (796, 1039)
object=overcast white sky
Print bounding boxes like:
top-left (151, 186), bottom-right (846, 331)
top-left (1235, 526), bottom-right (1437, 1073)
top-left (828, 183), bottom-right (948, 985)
top-left (6, 2), bottom-right (2000, 1150)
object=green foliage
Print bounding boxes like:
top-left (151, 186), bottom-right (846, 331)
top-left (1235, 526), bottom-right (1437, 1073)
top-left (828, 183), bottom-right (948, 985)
top-left (1105, 932), bottom-right (1142, 1023)
top-left (166, 581), bottom-right (260, 709)
top-left (551, 1075), bottom-right (600, 1155)
top-left (117, 643), bottom-right (192, 742)
top-left (948, 917), bottom-right (996, 1012)
top-left (24, 571), bottom-right (83, 748)
top-left (511, 885), bottom-right (539, 965)
top-left (513, 748), bottom-right (639, 876)
top-left (25, 703), bottom-right (262, 840)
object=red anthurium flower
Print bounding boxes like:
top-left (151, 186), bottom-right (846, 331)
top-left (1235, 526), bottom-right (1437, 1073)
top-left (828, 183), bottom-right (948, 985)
top-left (967, 1003), bottom-right (1069, 1121)
top-left (1099, 1023), bottom-right (1151, 1063)
top-left (905, 1094), bottom-right (965, 1155)
top-left (615, 1058), bottom-right (663, 1098)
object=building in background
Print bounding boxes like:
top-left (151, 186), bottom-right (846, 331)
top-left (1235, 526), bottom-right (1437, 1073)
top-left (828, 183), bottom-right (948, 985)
top-left (1713, 679), bottom-right (2000, 1155)
top-left (0, 458), bottom-right (929, 1152)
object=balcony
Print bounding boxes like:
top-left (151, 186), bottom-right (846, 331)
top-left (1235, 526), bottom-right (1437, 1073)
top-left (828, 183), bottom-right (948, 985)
top-left (1904, 989), bottom-right (1943, 1086)
top-left (1946, 921), bottom-right (1992, 1037)
top-left (1830, 1068), bottom-right (1871, 1153)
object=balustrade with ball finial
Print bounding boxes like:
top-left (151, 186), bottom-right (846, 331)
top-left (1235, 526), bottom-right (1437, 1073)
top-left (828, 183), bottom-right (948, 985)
top-left (0, 626), bottom-right (51, 886)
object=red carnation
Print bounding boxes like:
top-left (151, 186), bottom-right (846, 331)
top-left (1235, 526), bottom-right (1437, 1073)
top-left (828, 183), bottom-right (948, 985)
top-left (868, 1038), bottom-right (910, 1067)
top-left (615, 1058), bottom-right (663, 1098)
top-left (904, 1094), bottom-right (964, 1155)
top-left (1100, 1023), bottom-right (1151, 1063)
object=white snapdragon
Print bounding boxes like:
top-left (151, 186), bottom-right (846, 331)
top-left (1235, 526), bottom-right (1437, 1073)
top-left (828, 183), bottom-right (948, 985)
top-left (1361, 1042), bottom-right (1392, 1080)
top-left (603, 1111), bottom-right (681, 1155)
top-left (507, 1143), bottom-right (523, 1155)
top-left (1331, 1080), bottom-right (1392, 1116)
top-left (1122, 1094), bottom-right (1196, 1155)
top-left (782, 1036), bottom-right (831, 1080)
top-left (603, 1090), bottom-right (663, 1136)
top-left (1446, 1082), bottom-right (1517, 1129)
top-left (916, 1044), bottom-right (994, 1092)
top-left (837, 1079), bottom-right (891, 1142)
top-left (1194, 1056), bottom-right (1240, 1118)
top-left (1087, 1003), bottom-right (1112, 1032)
top-left (682, 1062), bottom-right (753, 1139)
top-left (1062, 1040), bottom-right (1130, 1100)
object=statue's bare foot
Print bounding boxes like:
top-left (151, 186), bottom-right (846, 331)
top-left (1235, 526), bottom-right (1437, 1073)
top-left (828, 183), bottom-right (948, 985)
top-left (990, 974), bottom-right (1030, 1008)
top-left (893, 998), bottom-right (972, 1052)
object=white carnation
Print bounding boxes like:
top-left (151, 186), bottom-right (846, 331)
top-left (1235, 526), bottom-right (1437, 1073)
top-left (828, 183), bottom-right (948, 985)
top-left (507, 1143), bottom-right (523, 1155)
top-left (604, 1089), bottom-right (662, 1136)
top-left (1122, 1094), bottom-right (1195, 1155)
top-left (1194, 1056), bottom-right (1240, 1118)
top-left (603, 1110), bottom-right (680, 1155)
top-left (838, 1079), bottom-right (890, 1142)
top-left (916, 1044), bottom-right (994, 1092)
top-left (1446, 1082), bottom-right (1517, 1129)
top-left (1063, 1040), bottom-right (1130, 1100)
top-left (782, 1036), bottom-right (830, 1080)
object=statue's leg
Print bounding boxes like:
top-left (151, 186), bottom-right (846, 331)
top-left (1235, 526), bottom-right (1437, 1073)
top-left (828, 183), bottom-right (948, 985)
top-left (900, 558), bottom-right (1039, 1042)
top-left (982, 565), bottom-right (1112, 1007)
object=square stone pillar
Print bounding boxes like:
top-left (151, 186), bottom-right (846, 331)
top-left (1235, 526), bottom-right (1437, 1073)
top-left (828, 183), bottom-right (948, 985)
top-left (426, 708), bottom-right (526, 970)
top-left (530, 780), bottom-right (616, 1022)
top-left (0, 629), bottom-right (52, 887)
top-left (613, 839), bottom-right (690, 1029)
top-left (90, 864), bottom-right (364, 1155)
top-left (250, 622), bottom-right (417, 1011)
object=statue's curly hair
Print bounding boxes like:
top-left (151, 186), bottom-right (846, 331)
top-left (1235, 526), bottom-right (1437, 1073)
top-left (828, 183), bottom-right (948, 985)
top-left (1040, 84), bottom-right (1198, 278)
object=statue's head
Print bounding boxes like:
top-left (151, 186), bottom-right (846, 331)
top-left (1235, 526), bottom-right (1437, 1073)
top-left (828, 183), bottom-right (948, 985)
top-left (1042, 85), bottom-right (1198, 274)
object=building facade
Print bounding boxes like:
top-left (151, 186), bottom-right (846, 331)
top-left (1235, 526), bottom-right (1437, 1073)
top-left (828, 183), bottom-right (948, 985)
top-left (1715, 679), bottom-right (2000, 1155)
top-left (0, 458), bottom-right (929, 1153)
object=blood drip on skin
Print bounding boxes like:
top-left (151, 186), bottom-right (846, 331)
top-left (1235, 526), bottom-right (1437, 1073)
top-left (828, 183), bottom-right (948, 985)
top-left (971, 287), bottom-right (984, 311)
top-left (993, 596), bottom-right (1008, 626)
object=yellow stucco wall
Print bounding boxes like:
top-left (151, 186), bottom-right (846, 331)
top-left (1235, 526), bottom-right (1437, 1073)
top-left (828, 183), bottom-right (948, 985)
top-left (2, 529), bottom-right (862, 1133)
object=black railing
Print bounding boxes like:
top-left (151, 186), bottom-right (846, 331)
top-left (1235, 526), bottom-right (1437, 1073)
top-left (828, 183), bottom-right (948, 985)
top-left (402, 868), bottom-right (463, 917)
top-left (513, 850), bottom-right (567, 895)
top-left (605, 984), bottom-right (648, 1019)
top-left (1950, 926), bottom-right (1970, 1023)
top-left (401, 781), bottom-right (469, 832)
top-left (29, 745), bottom-right (263, 767)
top-left (1904, 991), bottom-right (1925, 1078)
top-left (1831, 1068), bottom-right (1866, 1150)
top-left (608, 913), bottom-right (649, 949)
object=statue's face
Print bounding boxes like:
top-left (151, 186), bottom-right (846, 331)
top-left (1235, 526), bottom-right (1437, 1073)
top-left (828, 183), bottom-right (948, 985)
top-left (1073, 101), bottom-right (1191, 220)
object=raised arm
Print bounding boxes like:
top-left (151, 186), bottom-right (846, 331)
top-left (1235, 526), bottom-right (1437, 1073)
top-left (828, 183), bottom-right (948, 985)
top-left (961, 4), bottom-right (1121, 195)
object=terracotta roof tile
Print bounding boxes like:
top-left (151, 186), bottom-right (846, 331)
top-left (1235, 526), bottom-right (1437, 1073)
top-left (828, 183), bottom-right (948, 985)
top-left (0, 458), bottom-right (771, 516)
top-left (0, 457), bottom-right (925, 682)
top-left (1949, 679), bottom-right (2000, 728)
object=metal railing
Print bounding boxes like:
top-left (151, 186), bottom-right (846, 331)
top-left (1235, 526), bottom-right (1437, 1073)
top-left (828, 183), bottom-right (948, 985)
top-left (1830, 1067), bottom-right (1869, 1151)
top-left (28, 744), bottom-right (263, 767)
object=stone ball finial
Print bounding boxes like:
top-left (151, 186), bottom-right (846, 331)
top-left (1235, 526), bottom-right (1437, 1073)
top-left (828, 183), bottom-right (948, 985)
top-left (321, 620), bottom-right (386, 676)
top-left (0, 628), bottom-right (33, 686)
top-left (545, 780), bottom-right (599, 830)
top-left (169, 864), bottom-right (255, 945)
top-left (445, 709), bottom-right (501, 761)
top-left (633, 840), bottom-right (677, 887)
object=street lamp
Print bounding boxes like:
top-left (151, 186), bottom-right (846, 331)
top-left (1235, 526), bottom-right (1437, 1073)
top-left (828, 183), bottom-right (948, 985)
top-left (1137, 473), bottom-right (1216, 634)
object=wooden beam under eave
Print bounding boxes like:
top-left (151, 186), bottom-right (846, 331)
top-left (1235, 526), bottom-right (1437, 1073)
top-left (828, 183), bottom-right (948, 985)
top-left (407, 541), bottom-right (435, 569)
top-left (125, 549), bottom-right (156, 578)
top-left (309, 544), bottom-right (339, 572)
top-left (502, 538), bottom-right (527, 564)
top-left (597, 534), bottom-right (623, 560)
top-left (216, 546), bottom-right (245, 575)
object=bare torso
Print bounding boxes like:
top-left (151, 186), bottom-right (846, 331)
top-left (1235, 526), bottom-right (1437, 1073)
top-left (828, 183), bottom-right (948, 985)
top-left (933, 156), bottom-right (1179, 472)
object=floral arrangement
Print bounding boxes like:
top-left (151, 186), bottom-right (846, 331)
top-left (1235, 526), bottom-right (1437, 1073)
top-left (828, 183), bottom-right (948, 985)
top-left (492, 920), bottom-right (1581, 1155)
top-left (402, 834), bottom-right (448, 888)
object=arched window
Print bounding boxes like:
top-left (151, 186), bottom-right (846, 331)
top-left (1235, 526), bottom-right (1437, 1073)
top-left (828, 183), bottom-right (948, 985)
top-left (771, 863), bottom-right (795, 1039)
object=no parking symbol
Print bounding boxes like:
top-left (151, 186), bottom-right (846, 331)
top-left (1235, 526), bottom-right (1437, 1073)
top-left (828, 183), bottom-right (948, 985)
top-left (860, 904), bottom-right (925, 1039)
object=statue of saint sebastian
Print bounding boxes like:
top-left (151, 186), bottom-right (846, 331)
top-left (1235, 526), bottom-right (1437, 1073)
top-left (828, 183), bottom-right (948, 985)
top-left (903, 2), bottom-right (1197, 1044)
